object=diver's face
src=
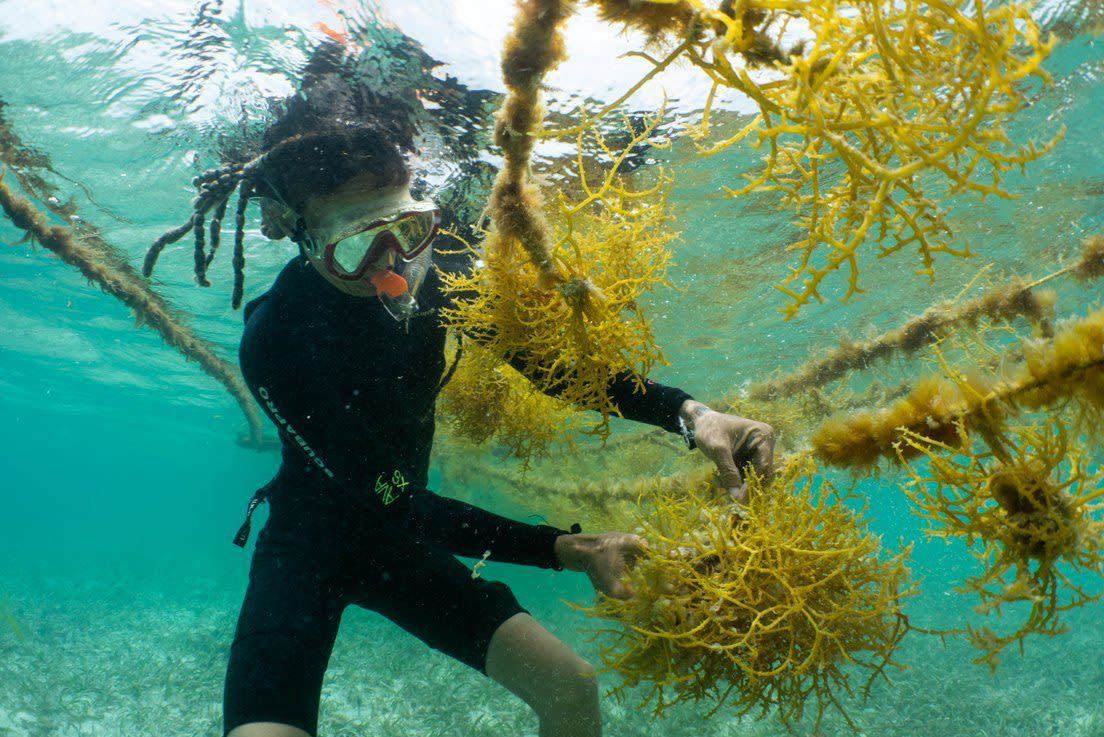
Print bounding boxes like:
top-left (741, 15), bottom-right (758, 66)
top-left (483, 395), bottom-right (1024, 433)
top-left (301, 176), bottom-right (413, 297)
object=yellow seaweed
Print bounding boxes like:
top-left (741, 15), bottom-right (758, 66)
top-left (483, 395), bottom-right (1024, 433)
top-left (580, 456), bottom-right (913, 731)
top-left (566, 0), bottom-right (1060, 317)
top-left (437, 338), bottom-right (581, 462)
top-left (897, 416), bottom-right (1104, 668)
top-left (441, 110), bottom-right (678, 436)
top-left (810, 306), bottom-right (1104, 471)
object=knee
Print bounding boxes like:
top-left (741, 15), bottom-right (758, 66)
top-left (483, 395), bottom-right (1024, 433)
top-left (485, 614), bottom-right (600, 720)
top-left (543, 656), bottom-right (599, 715)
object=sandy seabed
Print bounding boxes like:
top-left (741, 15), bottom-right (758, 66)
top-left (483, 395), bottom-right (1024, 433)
top-left (1, 562), bottom-right (1102, 737)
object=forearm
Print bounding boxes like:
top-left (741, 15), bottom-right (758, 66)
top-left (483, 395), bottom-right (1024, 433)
top-left (402, 489), bottom-right (572, 569)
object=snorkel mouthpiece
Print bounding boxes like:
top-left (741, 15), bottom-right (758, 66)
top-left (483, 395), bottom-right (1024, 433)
top-left (374, 248), bottom-right (432, 322)
top-left (371, 269), bottom-right (409, 298)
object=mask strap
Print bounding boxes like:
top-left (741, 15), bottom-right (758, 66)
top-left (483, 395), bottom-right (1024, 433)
top-left (260, 177), bottom-right (318, 254)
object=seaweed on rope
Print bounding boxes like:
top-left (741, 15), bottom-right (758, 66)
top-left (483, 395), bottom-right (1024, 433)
top-left (810, 303), bottom-right (1104, 472)
top-left (442, 108), bottom-right (678, 436)
top-left (896, 415), bottom-right (1104, 668)
top-left (748, 280), bottom-right (1057, 403)
top-left (750, 235), bottom-right (1104, 402)
top-left (551, 0), bottom-right (1062, 318)
top-left (0, 169), bottom-right (264, 443)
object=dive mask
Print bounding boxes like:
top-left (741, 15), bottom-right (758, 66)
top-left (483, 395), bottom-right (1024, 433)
top-left (265, 191), bottom-right (440, 321)
top-left (318, 199), bottom-right (440, 283)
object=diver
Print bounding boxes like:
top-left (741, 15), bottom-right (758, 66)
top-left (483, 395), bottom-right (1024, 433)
top-left (146, 45), bottom-right (774, 737)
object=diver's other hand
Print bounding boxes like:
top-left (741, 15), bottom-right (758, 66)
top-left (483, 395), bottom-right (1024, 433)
top-left (679, 399), bottom-right (775, 505)
top-left (554, 532), bottom-right (647, 600)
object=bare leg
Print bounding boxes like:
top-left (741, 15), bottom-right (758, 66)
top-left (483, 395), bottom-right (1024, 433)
top-left (485, 613), bottom-right (601, 737)
top-left (226, 723), bottom-right (311, 737)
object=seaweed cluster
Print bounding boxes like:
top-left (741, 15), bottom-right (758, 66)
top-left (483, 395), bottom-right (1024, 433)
top-left (433, 2), bottom-right (1097, 707)
top-left (436, 338), bottom-right (581, 462)
top-left (794, 289), bottom-right (1104, 666)
top-left (441, 108), bottom-right (678, 434)
top-left (437, 0), bottom-right (688, 435)
top-left (571, 0), bottom-right (1061, 317)
top-left (898, 417), bottom-right (1104, 668)
top-left (582, 457), bottom-right (913, 731)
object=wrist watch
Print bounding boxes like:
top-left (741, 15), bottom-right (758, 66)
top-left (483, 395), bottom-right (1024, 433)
top-left (678, 415), bottom-right (697, 450)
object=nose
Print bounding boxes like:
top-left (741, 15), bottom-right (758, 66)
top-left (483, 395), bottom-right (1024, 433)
top-left (367, 229), bottom-right (402, 264)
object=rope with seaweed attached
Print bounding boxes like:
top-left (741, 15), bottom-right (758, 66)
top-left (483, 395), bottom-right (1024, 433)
top-left (0, 169), bottom-right (263, 443)
top-left (749, 235), bottom-right (1104, 402)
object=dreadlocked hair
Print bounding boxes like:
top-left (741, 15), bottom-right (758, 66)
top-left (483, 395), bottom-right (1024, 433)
top-left (142, 160), bottom-right (252, 284)
top-left (142, 41), bottom-right (418, 308)
top-left (231, 179), bottom-right (252, 309)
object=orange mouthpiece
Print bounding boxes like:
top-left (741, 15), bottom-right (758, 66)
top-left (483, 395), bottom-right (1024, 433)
top-left (371, 270), bottom-right (409, 298)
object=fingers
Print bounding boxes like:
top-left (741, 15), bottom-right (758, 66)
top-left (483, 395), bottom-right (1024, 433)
top-left (748, 422), bottom-right (776, 482)
top-left (699, 418), bottom-right (774, 501)
top-left (728, 483), bottom-right (749, 505)
top-left (708, 448), bottom-right (745, 499)
top-left (605, 575), bottom-right (635, 601)
top-left (586, 533), bottom-right (648, 600)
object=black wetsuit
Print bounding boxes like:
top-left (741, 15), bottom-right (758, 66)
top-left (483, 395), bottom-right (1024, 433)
top-left (223, 249), bottom-right (692, 735)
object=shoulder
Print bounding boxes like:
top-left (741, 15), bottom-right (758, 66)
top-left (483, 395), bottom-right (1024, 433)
top-left (243, 257), bottom-right (309, 323)
top-left (240, 256), bottom-right (324, 370)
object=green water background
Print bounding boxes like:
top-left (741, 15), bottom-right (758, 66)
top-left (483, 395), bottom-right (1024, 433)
top-left (0, 1), bottom-right (1102, 735)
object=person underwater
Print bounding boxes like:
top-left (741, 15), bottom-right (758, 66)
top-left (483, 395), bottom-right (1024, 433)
top-left (145, 45), bottom-right (775, 737)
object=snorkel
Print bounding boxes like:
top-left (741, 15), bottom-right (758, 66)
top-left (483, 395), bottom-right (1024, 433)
top-left (375, 247), bottom-right (433, 321)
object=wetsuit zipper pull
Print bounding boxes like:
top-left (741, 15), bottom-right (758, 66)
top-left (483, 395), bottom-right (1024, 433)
top-left (233, 484), bottom-right (272, 547)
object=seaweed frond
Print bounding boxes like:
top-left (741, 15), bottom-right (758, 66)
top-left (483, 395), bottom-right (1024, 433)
top-left (580, 456), bottom-right (914, 731)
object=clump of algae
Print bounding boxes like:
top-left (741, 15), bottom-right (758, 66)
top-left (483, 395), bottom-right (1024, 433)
top-left (441, 0), bottom-right (680, 435)
top-left (441, 110), bottom-right (678, 436)
top-left (561, 0), bottom-right (1061, 318)
top-left (897, 416), bottom-right (1104, 668)
top-left (437, 338), bottom-right (581, 462)
top-left (796, 300), bottom-right (1104, 666)
top-left (581, 457), bottom-right (913, 731)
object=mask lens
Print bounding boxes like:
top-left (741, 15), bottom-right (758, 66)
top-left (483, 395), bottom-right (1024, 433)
top-left (330, 228), bottom-right (385, 275)
top-left (391, 210), bottom-right (436, 257)
top-left (323, 204), bottom-right (439, 280)
top-left (328, 210), bottom-right (437, 276)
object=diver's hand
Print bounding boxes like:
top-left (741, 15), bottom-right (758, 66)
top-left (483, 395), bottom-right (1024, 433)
top-left (554, 532), bottom-right (647, 600)
top-left (679, 399), bottom-right (775, 504)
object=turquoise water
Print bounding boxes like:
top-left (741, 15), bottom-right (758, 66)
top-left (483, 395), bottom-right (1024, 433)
top-left (1, 1), bottom-right (1102, 735)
